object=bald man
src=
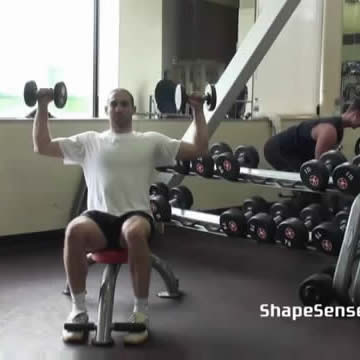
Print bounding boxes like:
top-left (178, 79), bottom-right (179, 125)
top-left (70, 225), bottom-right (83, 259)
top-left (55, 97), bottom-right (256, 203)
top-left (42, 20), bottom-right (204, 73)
top-left (33, 88), bottom-right (209, 345)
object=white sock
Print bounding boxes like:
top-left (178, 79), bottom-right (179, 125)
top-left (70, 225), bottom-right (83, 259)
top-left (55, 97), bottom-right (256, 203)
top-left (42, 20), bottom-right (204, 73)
top-left (133, 297), bottom-right (149, 315)
top-left (70, 291), bottom-right (87, 317)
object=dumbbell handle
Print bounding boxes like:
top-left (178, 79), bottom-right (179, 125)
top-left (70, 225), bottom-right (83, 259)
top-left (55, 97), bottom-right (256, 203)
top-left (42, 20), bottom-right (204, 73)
top-left (237, 153), bottom-right (247, 163)
top-left (338, 219), bottom-right (348, 233)
top-left (64, 323), bottom-right (96, 331)
top-left (31, 88), bottom-right (55, 104)
top-left (244, 210), bottom-right (255, 221)
top-left (273, 214), bottom-right (286, 226)
top-left (202, 93), bottom-right (211, 102)
top-left (170, 197), bottom-right (184, 209)
top-left (184, 91), bottom-right (211, 103)
top-left (304, 219), bottom-right (314, 230)
top-left (324, 160), bottom-right (334, 172)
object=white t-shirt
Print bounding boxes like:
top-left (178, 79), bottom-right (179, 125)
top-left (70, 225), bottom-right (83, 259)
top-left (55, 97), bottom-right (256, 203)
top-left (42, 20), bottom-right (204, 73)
top-left (56, 130), bottom-right (181, 217)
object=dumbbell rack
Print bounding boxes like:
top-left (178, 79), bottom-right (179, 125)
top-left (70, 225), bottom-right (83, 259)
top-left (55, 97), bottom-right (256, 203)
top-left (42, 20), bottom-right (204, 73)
top-left (170, 207), bottom-right (222, 235)
top-left (158, 166), bottom-right (348, 195)
top-left (160, 166), bottom-right (360, 305)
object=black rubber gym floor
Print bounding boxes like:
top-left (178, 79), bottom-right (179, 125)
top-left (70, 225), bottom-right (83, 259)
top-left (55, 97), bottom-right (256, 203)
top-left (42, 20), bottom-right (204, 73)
top-left (0, 226), bottom-right (359, 359)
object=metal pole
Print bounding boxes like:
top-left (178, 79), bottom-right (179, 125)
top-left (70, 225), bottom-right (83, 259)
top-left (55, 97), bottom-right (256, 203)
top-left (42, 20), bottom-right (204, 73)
top-left (93, 0), bottom-right (100, 117)
top-left (70, 0), bottom-right (100, 220)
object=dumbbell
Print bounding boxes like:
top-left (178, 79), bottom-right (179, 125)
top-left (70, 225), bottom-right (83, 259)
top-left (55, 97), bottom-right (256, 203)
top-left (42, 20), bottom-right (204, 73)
top-left (276, 204), bottom-right (330, 249)
top-left (149, 182), bottom-right (170, 199)
top-left (215, 145), bottom-right (260, 181)
top-left (150, 184), bottom-right (193, 222)
top-left (312, 209), bottom-right (349, 256)
top-left (156, 159), bottom-right (191, 175)
top-left (298, 266), bottom-right (335, 306)
top-left (175, 83), bottom-right (217, 112)
top-left (355, 137), bottom-right (360, 156)
top-left (300, 150), bottom-right (347, 191)
top-left (24, 80), bottom-right (68, 108)
top-left (219, 196), bottom-right (268, 237)
top-left (191, 142), bottom-right (232, 178)
top-left (332, 154), bottom-right (360, 195)
top-left (247, 200), bottom-right (299, 243)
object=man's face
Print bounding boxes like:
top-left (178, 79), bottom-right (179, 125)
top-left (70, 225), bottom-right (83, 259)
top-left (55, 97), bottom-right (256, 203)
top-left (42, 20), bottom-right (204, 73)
top-left (106, 90), bottom-right (135, 128)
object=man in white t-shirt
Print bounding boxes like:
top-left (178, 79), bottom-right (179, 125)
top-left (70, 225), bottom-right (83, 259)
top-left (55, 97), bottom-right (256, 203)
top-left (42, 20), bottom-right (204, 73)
top-left (32, 87), bottom-right (208, 344)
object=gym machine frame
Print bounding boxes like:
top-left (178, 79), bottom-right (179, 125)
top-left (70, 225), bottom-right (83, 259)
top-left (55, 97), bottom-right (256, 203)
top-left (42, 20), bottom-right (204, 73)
top-left (163, 167), bottom-right (360, 306)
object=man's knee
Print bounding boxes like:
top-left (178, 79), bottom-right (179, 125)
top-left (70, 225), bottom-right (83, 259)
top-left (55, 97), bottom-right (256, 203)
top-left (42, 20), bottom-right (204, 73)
top-left (122, 217), bottom-right (151, 247)
top-left (65, 217), bottom-right (95, 248)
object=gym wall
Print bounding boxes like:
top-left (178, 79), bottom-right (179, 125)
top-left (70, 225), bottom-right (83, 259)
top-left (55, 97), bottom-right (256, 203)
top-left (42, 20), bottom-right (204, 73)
top-left (344, 1), bottom-right (360, 34)
top-left (237, 0), bottom-right (255, 114)
top-left (162, 0), bottom-right (180, 74)
top-left (343, 1), bottom-right (360, 62)
top-left (1, 114), bottom-right (357, 238)
top-left (254, 0), bottom-right (335, 116)
top-left (118, 0), bottom-right (163, 114)
top-left (238, 0), bottom-right (343, 116)
top-left (343, 46), bottom-right (360, 62)
top-left (0, 118), bottom-right (274, 237)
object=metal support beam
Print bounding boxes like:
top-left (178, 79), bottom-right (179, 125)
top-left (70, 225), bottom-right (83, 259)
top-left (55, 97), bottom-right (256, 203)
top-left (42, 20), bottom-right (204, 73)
top-left (93, 0), bottom-right (100, 117)
top-left (333, 193), bottom-right (360, 303)
top-left (167, 0), bottom-right (301, 188)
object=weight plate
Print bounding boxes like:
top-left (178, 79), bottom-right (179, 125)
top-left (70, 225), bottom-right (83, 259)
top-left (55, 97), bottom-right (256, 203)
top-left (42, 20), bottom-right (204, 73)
top-left (154, 79), bottom-right (177, 114)
top-left (54, 82), bottom-right (67, 108)
top-left (174, 84), bottom-right (186, 113)
top-left (234, 145), bottom-right (259, 168)
top-left (355, 138), bottom-right (360, 156)
top-left (209, 142), bottom-right (232, 156)
top-left (24, 81), bottom-right (38, 107)
top-left (204, 84), bottom-right (216, 111)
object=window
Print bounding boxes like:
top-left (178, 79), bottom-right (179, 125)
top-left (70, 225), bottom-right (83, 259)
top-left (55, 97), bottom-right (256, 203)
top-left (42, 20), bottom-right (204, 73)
top-left (98, 0), bottom-right (120, 117)
top-left (0, 0), bottom-right (93, 118)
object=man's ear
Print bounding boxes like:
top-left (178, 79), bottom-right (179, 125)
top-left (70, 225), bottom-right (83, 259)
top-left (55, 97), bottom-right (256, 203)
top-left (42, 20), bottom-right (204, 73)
top-left (133, 105), bottom-right (137, 114)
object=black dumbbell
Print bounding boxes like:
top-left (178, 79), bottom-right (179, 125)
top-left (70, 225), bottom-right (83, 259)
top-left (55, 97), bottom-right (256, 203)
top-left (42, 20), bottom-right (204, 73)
top-left (149, 182), bottom-right (170, 199)
top-left (150, 185), bottom-right (193, 222)
top-left (355, 137), bottom-right (360, 156)
top-left (175, 83), bottom-right (217, 112)
top-left (215, 145), bottom-right (260, 181)
top-left (220, 196), bottom-right (268, 237)
top-left (24, 80), bottom-right (68, 108)
top-left (332, 154), bottom-right (360, 195)
top-left (191, 142), bottom-right (232, 178)
top-left (247, 200), bottom-right (299, 243)
top-left (312, 209), bottom-right (349, 256)
top-left (277, 203), bottom-right (330, 249)
top-left (156, 159), bottom-right (191, 175)
top-left (298, 270), bottom-right (335, 307)
top-left (300, 150), bottom-right (347, 191)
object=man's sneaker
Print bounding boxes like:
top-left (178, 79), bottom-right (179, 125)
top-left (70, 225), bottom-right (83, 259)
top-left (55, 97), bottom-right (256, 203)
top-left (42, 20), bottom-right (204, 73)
top-left (62, 312), bottom-right (89, 344)
top-left (123, 312), bottom-right (149, 345)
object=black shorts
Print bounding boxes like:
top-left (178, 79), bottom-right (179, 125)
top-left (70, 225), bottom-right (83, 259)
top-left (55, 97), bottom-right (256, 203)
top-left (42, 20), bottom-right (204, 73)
top-left (264, 135), bottom-right (304, 172)
top-left (82, 210), bottom-right (156, 249)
